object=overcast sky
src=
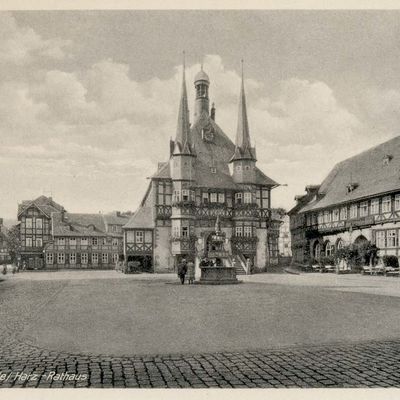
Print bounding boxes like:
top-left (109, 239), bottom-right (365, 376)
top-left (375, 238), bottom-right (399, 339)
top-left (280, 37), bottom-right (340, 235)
top-left (1, 10), bottom-right (400, 219)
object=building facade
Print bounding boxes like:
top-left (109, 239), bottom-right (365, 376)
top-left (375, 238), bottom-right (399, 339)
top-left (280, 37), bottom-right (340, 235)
top-left (17, 195), bottom-right (63, 269)
top-left (278, 215), bottom-right (292, 258)
top-left (123, 63), bottom-right (279, 273)
top-left (43, 211), bottom-right (128, 269)
top-left (0, 219), bottom-right (11, 264)
top-left (289, 137), bottom-right (400, 264)
top-left (17, 195), bottom-right (129, 269)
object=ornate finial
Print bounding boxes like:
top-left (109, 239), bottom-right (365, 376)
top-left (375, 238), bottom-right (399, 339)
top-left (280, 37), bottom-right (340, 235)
top-left (201, 61), bottom-right (203, 71)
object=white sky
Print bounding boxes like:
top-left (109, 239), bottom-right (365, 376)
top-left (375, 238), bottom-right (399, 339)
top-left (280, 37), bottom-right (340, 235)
top-left (1, 10), bottom-right (400, 219)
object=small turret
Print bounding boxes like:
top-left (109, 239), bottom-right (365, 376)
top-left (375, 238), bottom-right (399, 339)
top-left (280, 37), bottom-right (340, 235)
top-left (194, 64), bottom-right (210, 121)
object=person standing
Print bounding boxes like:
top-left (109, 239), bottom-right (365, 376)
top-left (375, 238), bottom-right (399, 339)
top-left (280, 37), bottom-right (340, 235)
top-left (186, 259), bottom-right (195, 284)
top-left (246, 257), bottom-right (252, 274)
top-left (177, 258), bottom-right (188, 285)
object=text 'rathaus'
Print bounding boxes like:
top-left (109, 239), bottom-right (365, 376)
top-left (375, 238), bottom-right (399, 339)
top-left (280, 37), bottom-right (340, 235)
top-left (123, 61), bottom-right (280, 273)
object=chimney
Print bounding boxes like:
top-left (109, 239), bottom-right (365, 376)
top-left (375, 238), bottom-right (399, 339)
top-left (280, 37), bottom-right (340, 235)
top-left (61, 208), bottom-right (65, 222)
top-left (210, 102), bottom-right (216, 121)
top-left (169, 138), bottom-right (175, 157)
top-left (116, 211), bottom-right (121, 217)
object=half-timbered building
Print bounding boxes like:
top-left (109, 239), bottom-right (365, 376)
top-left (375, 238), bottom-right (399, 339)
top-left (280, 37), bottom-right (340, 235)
top-left (17, 195), bottom-right (129, 270)
top-left (123, 63), bottom-right (279, 273)
top-left (0, 219), bottom-right (11, 264)
top-left (17, 195), bottom-right (64, 269)
top-left (289, 136), bottom-right (400, 264)
top-left (44, 212), bottom-right (125, 269)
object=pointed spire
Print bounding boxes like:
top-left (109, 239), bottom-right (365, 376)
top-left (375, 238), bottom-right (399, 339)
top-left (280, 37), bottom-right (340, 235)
top-left (174, 51), bottom-right (192, 155)
top-left (236, 59), bottom-right (251, 150)
top-left (230, 59), bottom-right (256, 162)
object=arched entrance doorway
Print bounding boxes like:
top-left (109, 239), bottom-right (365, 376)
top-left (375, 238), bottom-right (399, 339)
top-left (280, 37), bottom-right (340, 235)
top-left (354, 235), bottom-right (370, 266)
top-left (354, 235), bottom-right (368, 247)
top-left (336, 238), bottom-right (344, 250)
top-left (324, 241), bottom-right (334, 257)
top-left (126, 255), bottom-right (153, 272)
top-left (313, 241), bottom-right (321, 260)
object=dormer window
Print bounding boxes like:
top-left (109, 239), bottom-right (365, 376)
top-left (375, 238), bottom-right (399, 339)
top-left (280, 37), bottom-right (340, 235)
top-left (210, 167), bottom-right (216, 174)
top-left (346, 183), bottom-right (358, 193)
top-left (383, 154), bottom-right (393, 165)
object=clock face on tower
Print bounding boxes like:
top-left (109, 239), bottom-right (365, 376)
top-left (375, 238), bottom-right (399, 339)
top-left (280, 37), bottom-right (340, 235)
top-left (202, 123), bottom-right (215, 142)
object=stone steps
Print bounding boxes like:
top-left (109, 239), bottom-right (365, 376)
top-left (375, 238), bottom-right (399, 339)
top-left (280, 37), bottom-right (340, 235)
top-left (235, 265), bottom-right (246, 275)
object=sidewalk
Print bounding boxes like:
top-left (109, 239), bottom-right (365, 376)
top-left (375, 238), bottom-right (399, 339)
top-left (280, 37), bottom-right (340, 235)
top-left (243, 272), bottom-right (400, 298)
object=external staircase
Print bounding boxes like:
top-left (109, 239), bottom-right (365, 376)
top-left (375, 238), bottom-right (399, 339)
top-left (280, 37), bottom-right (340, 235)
top-left (227, 254), bottom-right (248, 275)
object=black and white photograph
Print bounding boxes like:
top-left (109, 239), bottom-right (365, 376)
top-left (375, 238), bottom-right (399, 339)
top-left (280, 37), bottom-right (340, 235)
top-left (1, 2), bottom-right (400, 397)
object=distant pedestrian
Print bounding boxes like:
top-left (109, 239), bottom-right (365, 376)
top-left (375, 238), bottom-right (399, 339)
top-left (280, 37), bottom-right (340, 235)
top-left (200, 258), bottom-right (209, 268)
top-left (187, 260), bottom-right (195, 284)
top-left (246, 258), bottom-right (252, 274)
top-left (2, 265), bottom-right (6, 275)
top-left (177, 258), bottom-right (187, 285)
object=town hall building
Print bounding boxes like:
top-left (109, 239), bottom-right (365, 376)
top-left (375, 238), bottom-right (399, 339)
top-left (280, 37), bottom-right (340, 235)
top-left (123, 62), bottom-right (279, 273)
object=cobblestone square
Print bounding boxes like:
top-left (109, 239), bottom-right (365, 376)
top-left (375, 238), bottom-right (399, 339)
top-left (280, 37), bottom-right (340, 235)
top-left (2, 271), bottom-right (400, 388)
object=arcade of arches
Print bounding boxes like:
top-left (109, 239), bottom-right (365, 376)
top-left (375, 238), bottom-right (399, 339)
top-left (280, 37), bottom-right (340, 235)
top-left (312, 235), bottom-right (368, 259)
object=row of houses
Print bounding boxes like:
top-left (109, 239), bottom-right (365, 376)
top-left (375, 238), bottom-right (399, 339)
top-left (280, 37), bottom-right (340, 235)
top-left (17, 195), bottom-right (130, 269)
top-left (12, 193), bottom-right (290, 271)
top-left (289, 136), bottom-right (400, 265)
top-left (6, 64), bottom-right (293, 273)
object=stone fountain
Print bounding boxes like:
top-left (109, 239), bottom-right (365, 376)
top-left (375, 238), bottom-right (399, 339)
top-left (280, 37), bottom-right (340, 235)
top-left (197, 215), bottom-right (239, 285)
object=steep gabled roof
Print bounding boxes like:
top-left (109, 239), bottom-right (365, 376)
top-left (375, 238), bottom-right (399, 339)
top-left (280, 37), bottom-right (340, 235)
top-left (103, 212), bottom-right (130, 226)
top-left (147, 111), bottom-right (278, 190)
top-left (18, 195), bottom-right (64, 218)
top-left (254, 168), bottom-right (279, 187)
top-left (297, 135), bottom-right (400, 213)
top-left (52, 212), bottom-right (107, 236)
top-left (123, 206), bottom-right (154, 229)
top-left (150, 162), bottom-right (171, 179)
top-left (189, 113), bottom-right (237, 189)
top-left (194, 159), bottom-right (238, 189)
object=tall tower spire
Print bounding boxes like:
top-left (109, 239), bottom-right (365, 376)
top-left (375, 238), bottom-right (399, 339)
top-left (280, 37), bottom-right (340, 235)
top-left (230, 59), bottom-right (256, 162)
top-left (173, 51), bottom-right (193, 155)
